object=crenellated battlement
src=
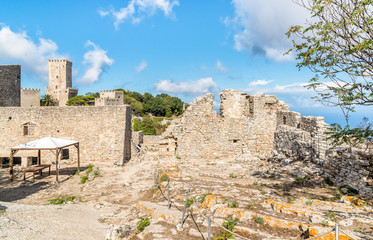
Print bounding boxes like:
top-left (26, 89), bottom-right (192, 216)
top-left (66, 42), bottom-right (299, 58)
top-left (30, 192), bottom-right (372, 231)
top-left (48, 59), bottom-right (72, 64)
top-left (21, 88), bottom-right (40, 92)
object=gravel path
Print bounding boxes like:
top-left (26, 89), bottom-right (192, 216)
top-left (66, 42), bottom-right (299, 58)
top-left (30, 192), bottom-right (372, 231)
top-left (0, 201), bottom-right (107, 240)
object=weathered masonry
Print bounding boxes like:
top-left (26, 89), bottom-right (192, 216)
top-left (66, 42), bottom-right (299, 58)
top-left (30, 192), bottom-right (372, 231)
top-left (95, 91), bottom-right (124, 106)
top-left (46, 60), bottom-right (78, 106)
top-left (21, 88), bottom-right (40, 107)
top-left (160, 89), bottom-right (290, 160)
top-left (0, 106), bottom-right (132, 165)
top-left (0, 65), bottom-right (21, 107)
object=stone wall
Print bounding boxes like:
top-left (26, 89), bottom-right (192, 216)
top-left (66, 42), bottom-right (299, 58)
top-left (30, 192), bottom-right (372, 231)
top-left (0, 65), bottom-right (21, 107)
top-left (0, 106), bottom-right (131, 164)
top-left (273, 112), bottom-right (372, 197)
top-left (274, 115), bottom-right (329, 161)
top-left (323, 147), bottom-right (373, 197)
top-left (21, 88), bottom-right (40, 107)
top-left (161, 89), bottom-right (289, 161)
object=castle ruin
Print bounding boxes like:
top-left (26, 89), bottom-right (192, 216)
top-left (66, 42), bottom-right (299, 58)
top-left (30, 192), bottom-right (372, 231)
top-left (46, 60), bottom-right (78, 106)
top-left (95, 90), bottom-right (124, 106)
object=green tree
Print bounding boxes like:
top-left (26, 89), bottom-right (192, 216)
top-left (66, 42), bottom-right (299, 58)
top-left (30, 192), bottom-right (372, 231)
top-left (66, 95), bottom-right (95, 106)
top-left (40, 94), bottom-right (57, 106)
top-left (287, 0), bottom-right (373, 146)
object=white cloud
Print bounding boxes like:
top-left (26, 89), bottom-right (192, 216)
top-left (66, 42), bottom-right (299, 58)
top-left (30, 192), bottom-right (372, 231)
top-left (216, 60), bottom-right (229, 72)
top-left (78, 41), bottom-right (114, 84)
top-left (135, 60), bottom-right (147, 73)
top-left (98, 10), bottom-right (109, 17)
top-left (154, 77), bottom-right (218, 95)
top-left (100, 0), bottom-right (179, 29)
top-left (227, 0), bottom-right (308, 62)
top-left (0, 25), bottom-right (63, 80)
top-left (249, 79), bottom-right (273, 86)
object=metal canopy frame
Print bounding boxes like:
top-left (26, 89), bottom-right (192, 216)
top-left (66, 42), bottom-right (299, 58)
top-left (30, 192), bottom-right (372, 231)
top-left (9, 141), bottom-right (80, 182)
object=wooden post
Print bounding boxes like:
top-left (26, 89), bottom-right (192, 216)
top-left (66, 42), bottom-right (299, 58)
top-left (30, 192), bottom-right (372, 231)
top-left (38, 150), bottom-right (41, 165)
top-left (208, 217), bottom-right (211, 240)
top-left (76, 144), bottom-right (80, 172)
top-left (181, 189), bottom-right (190, 229)
top-left (55, 149), bottom-right (59, 182)
top-left (9, 151), bottom-right (14, 182)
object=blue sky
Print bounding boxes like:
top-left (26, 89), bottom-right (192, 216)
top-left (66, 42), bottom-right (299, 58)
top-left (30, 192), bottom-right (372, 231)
top-left (0, 0), bottom-right (371, 126)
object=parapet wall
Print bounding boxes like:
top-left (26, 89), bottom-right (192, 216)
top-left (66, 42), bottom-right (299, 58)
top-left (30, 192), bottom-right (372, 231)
top-left (0, 65), bottom-right (21, 107)
top-left (0, 106), bottom-right (132, 164)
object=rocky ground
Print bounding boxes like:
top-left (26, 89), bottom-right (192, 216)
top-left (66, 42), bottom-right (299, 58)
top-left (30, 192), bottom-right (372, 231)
top-left (0, 149), bottom-right (372, 240)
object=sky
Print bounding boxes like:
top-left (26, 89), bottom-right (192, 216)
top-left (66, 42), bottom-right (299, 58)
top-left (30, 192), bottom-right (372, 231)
top-left (0, 0), bottom-right (371, 126)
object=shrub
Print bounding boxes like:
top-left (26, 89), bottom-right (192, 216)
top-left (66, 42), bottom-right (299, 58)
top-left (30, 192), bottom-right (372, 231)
top-left (229, 172), bottom-right (237, 178)
top-left (137, 216), bottom-right (151, 233)
top-left (159, 173), bottom-right (169, 182)
top-left (229, 201), bottom-right (239, 208)
top-left (213, 217), bottom-right (239, 240)
top-left (49, 195), bottom-right (77, 205)
top-left (80, 175), bottom-right (88, 183)
top-left (186, 198), bottom-right (194, 208)
top-left (255, 217), bottom-right (264, 224)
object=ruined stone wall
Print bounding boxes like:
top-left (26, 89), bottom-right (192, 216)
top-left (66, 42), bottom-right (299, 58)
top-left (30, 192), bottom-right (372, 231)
top-left (273, 113), bottom-right (372, 197)
top-left (323, 147), bottom-right (373, 197)
top-left (0, 106), bottom-right (131, 164)
top-left (162, 89), bottom-right (289, 161)
top-left (0, 65), bottom-right (21, 107)
top-left (274, 116), bottom-right (329, 161)
top-left (21, 88), bottom-right (40, 107)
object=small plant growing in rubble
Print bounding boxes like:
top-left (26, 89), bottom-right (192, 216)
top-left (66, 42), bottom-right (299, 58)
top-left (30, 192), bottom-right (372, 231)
top-left (176, 156), bottom-right (181, 160)
top-left (306, 199), bottom-right (313, 206)
top-left (247, 202), bottom-right (254, 209)
top-left (137, 216), bottom-right (151, 233)
top-left (229, 201), bottom-right (239, 208)
top-left (287, 196), bottom-right (296, 204)
top-left (253, 181), bottom-right (258, 186)
top-left (322, 220), bottom-right (329, 227)
top-left (326, 211), bottom-right (337, 221)
top-left (229, 172), bottom-right (237, 178)
top-left (354, 227), bottom-right (365, 233)
top-left (222, 198), bottom-right (228, 204)
top-left (49, 195), bottom-right (77, 205)
top-left (257, 186), bottom-right (264, 191)
top-left (198, 193), bottom-right (210, 203)
top-left (213, 217), bottom-right (239, 240)
top-left (255, 217), bottom-right (264, 225)
top-left (0, 209), bottom-right (5, 214)
top-left (186, 198), bottom-right (194, 208)
top-left (159, 173), bottom-right (169, 182)
top-left (80, 175), bottom-right (88, 183)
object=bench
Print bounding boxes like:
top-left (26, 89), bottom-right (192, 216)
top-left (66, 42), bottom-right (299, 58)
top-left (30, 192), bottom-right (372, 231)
top-left (23, 164), bottom-right (51, 182)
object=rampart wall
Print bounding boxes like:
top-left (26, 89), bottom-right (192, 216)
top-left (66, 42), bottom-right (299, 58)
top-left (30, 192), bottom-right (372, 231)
top-left (0, 106), bottom-right (132, 164)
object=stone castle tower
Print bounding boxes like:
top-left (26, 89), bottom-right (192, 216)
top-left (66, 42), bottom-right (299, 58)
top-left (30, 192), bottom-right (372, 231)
top-left (46, 60), bottom-right (78, 106)
top-left (0, 65), bottom-right (21, 106)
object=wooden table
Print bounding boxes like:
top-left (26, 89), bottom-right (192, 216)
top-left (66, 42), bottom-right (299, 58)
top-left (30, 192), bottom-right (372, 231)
top-left (23, 164), bottom-right (51, 182)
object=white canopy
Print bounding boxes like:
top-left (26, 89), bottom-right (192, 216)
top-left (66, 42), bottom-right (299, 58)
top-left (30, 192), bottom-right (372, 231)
top-left (12, 137), bottom-right (78, 150)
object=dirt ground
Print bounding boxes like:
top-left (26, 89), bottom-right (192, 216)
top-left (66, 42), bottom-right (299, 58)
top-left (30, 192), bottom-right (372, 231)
top-left (0, 154), bottom-right (372, 240)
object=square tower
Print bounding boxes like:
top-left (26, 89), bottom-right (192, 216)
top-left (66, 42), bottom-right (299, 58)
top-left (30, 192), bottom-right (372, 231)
top-left (0, 65), bottom-right (21, 106)
top-left (46, 60), bottom-right (78, 106)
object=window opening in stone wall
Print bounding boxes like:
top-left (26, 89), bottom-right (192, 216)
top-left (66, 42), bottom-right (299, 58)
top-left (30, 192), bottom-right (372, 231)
top-left (283, 116), bottom-right (287, 125)
top-left (62, 149), bottom-right (69, 160)
top-left (32, 157), bottom-right (38, 165)
top-left (13, 157), bottom-right (21, 165)
top-left (22, 123), bottom-right (35, 136)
